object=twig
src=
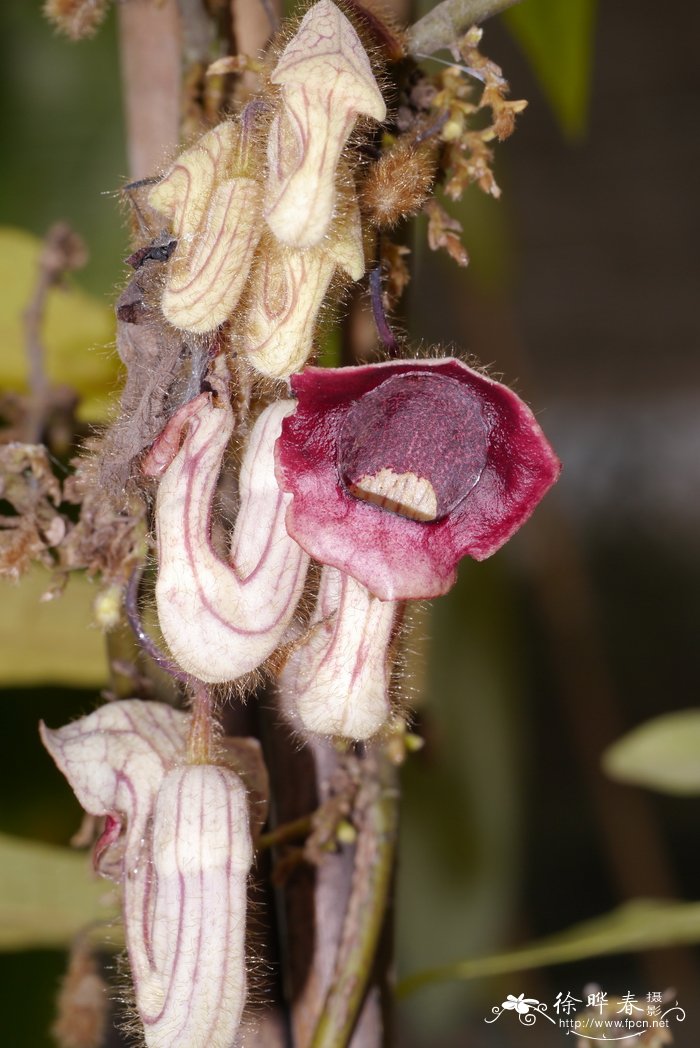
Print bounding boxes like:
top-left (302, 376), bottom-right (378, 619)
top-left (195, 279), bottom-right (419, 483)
top-left (117, 0), bottom-right (182, 180)
top-left (22, 223), bottom-right (87, 443)
top-left (308, 752), bottom-right (399, 1048)
top-left (258, 814), bottom-right (314, 852)
top-left (369, 266), bottom-right (401, 356)
top-left (407, 0), bottom-right (522, 58)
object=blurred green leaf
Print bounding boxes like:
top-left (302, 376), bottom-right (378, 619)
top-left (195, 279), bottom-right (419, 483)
top-left (503, 0), bottom-right (597, 140)
top-left (602, 710), bottom-right (700, 796)
top-left (0, 832), bottom-right (117, 951)
top-left (0, 567), bottom-right (107, 687)
top-left (399, 898), bottom-right (700, 995)
top-left (0, 227), bottom-right (118, 421)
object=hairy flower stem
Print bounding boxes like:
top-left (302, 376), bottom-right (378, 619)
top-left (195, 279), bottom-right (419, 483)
top-left (309, 752), bottom-right (399, 1048)
top-left (188, 684), bottom-right (215, 763)
top-left (407, 0), bottom-right (522, 57)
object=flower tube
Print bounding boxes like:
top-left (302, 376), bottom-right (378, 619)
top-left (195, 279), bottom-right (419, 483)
top-left (280, 566), bottom-right (396, 740)
top-left (264, 0), bottom-right (386, 248)
top-left (241, 202), bottom-right (364, 379)
top-left (40, 701), bottom-right (254, 1048)
top-left (144, 386), bottom-right (310, 682)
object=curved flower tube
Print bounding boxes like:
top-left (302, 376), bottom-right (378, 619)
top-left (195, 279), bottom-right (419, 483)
top-left (40, 702), bottom-right (253, 1048)
top-left (264, 0), bottom-right (386, 248)
top-left (145, 391), bottom-right (310, 682)
top-left (280, 566), bottom-right (397, 740)
top-left (275, 358), bottom-right (561, 601)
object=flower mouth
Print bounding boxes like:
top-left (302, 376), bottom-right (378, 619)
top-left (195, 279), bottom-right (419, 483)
top-left (337, 372), bottom-right (489, 523)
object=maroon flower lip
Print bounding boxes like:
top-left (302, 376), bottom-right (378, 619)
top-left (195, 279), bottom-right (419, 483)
top-left (275, 358), bottom-right (561, 601)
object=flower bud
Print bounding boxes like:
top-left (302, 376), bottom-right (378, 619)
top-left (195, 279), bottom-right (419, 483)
top-left (280, 567), bottom-right (396, 740)
top-left (40, 703), bottom-right (253, 1048)
top-left (132, 765), bottom-right (252, 1048)
top-left (264, 0), bottom-right (386, 249)
top-left (148, 122), bottom-right (263, 333)
top-left (241, 201), bottom-right (364, 378)
top-left (148, 391), bottom-right (310, 682)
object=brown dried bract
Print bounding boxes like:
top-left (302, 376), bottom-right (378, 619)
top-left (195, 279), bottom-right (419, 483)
top-left (0, 443), bottom-right (66, 580)
top-left (98, 263), bottom-right (204, 497)
top-left (52, 941), bottom-right (108, 1048)
top-left (425, 199), bottom-right (468, 267)
top-left (381, 240), bottom-right (411, 309)
top-left (44, 0), bottom-right (110, 40)
top-left (429, 28), bottom-right (527, 205)
top-left (62, 446), bottom-right (145, 585)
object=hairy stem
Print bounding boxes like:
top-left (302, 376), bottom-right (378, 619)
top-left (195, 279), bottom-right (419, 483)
top-left (308, 752), bottom-right (399, 1048)
top-left (407, 0), bottom-right (522, 57)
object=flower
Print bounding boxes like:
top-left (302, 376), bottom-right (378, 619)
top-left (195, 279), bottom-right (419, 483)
top-left (279, 566), bottom-right (397, 739)
top-left (148, 121), bottom-right (263, 333)
top-left (264, 0), bottom-right (386, 249)
top-left (40, 701), bottom-right (253, 1048)
top-left (502, 993), bottom-right (540, 1015)
top-left (143, 366), bottom-right (310, 683)
top-left (275, 357), bottom-right (561, 602)
top-left (240, 199), bottom-right (364, 379)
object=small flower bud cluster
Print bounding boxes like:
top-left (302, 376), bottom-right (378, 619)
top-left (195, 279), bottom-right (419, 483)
top-left (148, 0), bottom-right (385, 380)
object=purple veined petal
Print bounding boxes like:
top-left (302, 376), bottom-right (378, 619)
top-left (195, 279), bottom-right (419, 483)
top-left (280, 567), bottom-right (397, 740)
top-left (148, 122), bottom-right (264, 334)
top-left (153, 393), bottom-right (310, 682)
top-left (241, 201), bottom-right (364, 379)
top-left (264, 0), bottom-right (385, 248)
top-left (127, 765), bottom-right (252, 1048)
top-left (39, 701), bottom-right (189, 879)
top-left (275, 358), bottom-right (561, 601)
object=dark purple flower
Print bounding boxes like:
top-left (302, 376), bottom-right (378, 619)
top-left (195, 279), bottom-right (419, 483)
top-left (275, 357), bottom-right (561, 601)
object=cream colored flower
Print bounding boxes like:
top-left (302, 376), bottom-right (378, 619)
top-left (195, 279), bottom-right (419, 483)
top-left (264, 0), bottom-right (385, 249)
top-left (40, 702), bottom-right (253, 1048)
top-left (241, 200), bottom-right (364, 378)
top-left (149, 122), bottom-right (262, 333)
top-left (146, 387), bottom-right (309, 683)
top-left (280, 567), bottom-right (396, 740)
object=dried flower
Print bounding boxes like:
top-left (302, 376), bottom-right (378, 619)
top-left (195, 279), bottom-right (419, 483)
top-left (144, 378), bottom-right (309, 682)
top-left (148, 122), bottom-right (263, 333)
top-left (276, 358), bottom-right (560, 601)
top-left (40, 701), bottom-right (253, 1048)
top-left (240, 200), bottom-right (364, 378)
top-left (280, 567), bottom-right (396, 740)
top-left (44, 0), bottom-right (110, 40)
top-left (264, 0), bottom-right (386, 249)
top-left (361, 136), bottom-right (438, 230)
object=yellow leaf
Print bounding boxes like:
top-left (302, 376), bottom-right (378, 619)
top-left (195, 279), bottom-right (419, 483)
top-left (0, 832), bottom-right (117, 952)
top-left (0, 227), bottom-right (118, 421)
top-left (0, 566), bottom-right (107, 687)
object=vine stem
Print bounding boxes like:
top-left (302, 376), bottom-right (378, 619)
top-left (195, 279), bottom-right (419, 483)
top-left (308, 753), bottom-right (400, 1048)
top-left (406, 0), bottom-right (522, 57)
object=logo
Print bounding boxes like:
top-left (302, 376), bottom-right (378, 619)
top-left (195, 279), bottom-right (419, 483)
top-left (484, 987), bottom-right (686, 1042)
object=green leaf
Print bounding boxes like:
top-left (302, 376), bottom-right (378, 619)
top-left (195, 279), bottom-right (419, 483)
top-left (602, 710), bottom-right (700, 796)
top-left (0, 227), bottom-right (118, 421)
top-left (0, 567), bottom-right (108, 687)
top-left (0, 832), bottom-right (117, 951)
top-left (398, 898), bottom-right (700, 996)
top-left (503, 0), bottom-right (598, 140)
